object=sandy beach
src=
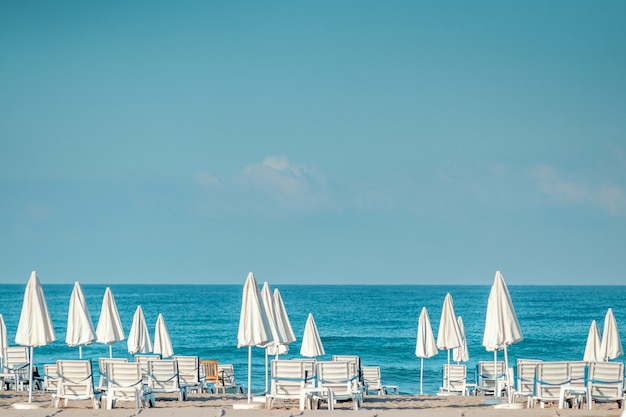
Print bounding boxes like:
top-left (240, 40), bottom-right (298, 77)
top-left (2, 391), bottom-right (624, 417)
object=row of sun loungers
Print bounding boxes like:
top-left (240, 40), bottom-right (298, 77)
top-left (265, 355), bottom-right (397, 411)
top-left (1, 347), bottom-right (244, 409)
top-left (437, 359), bottom-right (625, 410)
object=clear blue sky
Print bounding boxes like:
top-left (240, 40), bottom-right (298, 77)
top-left (1, 1), bottom-right (625, 285)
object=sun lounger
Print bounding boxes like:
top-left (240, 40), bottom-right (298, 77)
top-left (586, 361), bottom-right (624, 410)
top-left (476, 360), bottom-right (505, 396)
top-left (362, 365), bottom-right (397, 396)
top-left (2, 346), bottom-right (30, 391)
top-left (134, 354), bottom-right (160, 385)
top-left (105, 362), bottom-right (155, 409)
top-left (266, 359), bottom-right (310, 409)
top-left (97, 357), bottom-right (128, 390)
top-left (173, 355), bottom-right (201, 394)
top-left (529, 361), bottom-right (570, 408)
top-left (316, 360), bottom-right (362, 410)
top-left (439, 364), bottom-right (467, 396)
top-left (332, 355), bottom-right (363, 387)
top-left (513, 359), bottom-right (541, 400)
top-left (52, 359), bottom-right (101, 409)
top-left (217, 364), bottom-right (244, 394)
top-left (148, 359), bottom-right (186, 401)
top-left (565, 361), bottom-right (589, 408)
top-left (42, 364), bottom-right (59, 392)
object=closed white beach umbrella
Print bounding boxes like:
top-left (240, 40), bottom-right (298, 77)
top-left (300, 313), bottom-right (325, 358)
top-left (453, 316), bottom-right (469, 363)
top-left (482, 270), bottom-right (523, 403)
top-left (415, 306), bottom-right (438, 395)
top-left (273, 288), bottom-right (296, 348)
top-left (237, 272), bottom-right (272, 403)
top-left (127, 306), bottom-right (153, 355)
top-left (66, 281), bottom-right (96, 359)
top-left (153, 313), bottom-right (174, 358)
top-left (96, 287), bottom-right (125, 358)
top-left (583, 320), bottom-right (601, 362)
top-left (600, 308), bottom-right (623, 361)
top-left (15, 271), bottom-right (56, 403)
top-left (0, 314), bottom-right (7, 370)
top-left (437, 293), bottom-right (462, 367)
top-left (260, 282), bottom-right (282, 392)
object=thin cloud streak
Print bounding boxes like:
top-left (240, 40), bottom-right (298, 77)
top-left (530, 163), bottom-right (626, 216)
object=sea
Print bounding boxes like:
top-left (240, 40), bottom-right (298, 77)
top-left (1, 284), bottom-right (624, 395)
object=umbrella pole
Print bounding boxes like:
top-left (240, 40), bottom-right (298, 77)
top-left (79, 345), bottom-right (83, 359)
top-left (503, 346), bottom-right (511, 403)
top-left (109, 344), bottom-right (113, 358)
top-left (28, 346), bottom-right (33, 402)
top-left (420, 357), bottom-right (424, 395)
top-left (247, 346), bottom-right (252, 403)
top-left (447, 350), bottom-right (451, 390)
top-left (265, 348), bottom-right (269, 393)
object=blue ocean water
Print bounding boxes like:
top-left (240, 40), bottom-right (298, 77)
top-left (1, 284), bottom-right (624, 395)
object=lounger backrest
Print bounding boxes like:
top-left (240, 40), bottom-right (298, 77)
top-left (56, 360), bottom-right (95, 397)
top-left (533, 361), bottom-right (569, 401)
top-left (173, 355), bottom-right (200, 388)
top-left (362, 366), bottom-right (382, 391)
top-left (317, 360), bottom-right (359, 397)
top-left (107, 362), bottom-right (143, 391)
top-left (218, 364), bottom-right (238, 390)
top-left (3, 346), bottom-right (29, 383)
top-left (271, 360), bottom-right (307, 396)
top-left (98, 358), bottom-right (128, 389)
top-left (516, 359), bottom-right (541, 396)
top-left (332, 355), bottom-right (362, 383)
top-left (443, 364), bottom-right (467, 393)
top-left (568, 361), bottom-right (588, 389)
top-left (43, 364), bottom-right (59, 392)
top-left (290, 358), bottom-right (317, 384)
top-left (148, 359), bottom-right (180, 391)
top-left (477, 361), bottom-right (505, 393)
top-left (587, 361), bottom-right (624, 401)
top-left (135, 354), bottom-right (160, 384)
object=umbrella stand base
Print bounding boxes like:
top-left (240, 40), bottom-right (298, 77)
top-left (233, 402), bottom-right (265, 410)
top-left (494, 403), bottom-right (523, 409)
top-left (12, 403), bottom-right (42, 410)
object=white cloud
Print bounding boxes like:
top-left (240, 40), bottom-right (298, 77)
top-left (194, 171), bottom-right (220, 188)
top-left (598, 186), bottom-right (626, 216)
top-left (237, 156), bottom-right (330, 210)
top-left (530, 163), bottom-right (626, 215)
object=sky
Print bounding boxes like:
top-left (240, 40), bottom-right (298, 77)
top-left (1, 1), bottom-right (625, 285)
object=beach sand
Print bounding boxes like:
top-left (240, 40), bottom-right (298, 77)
top-left (1, 391), bottom-right (624, 417)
